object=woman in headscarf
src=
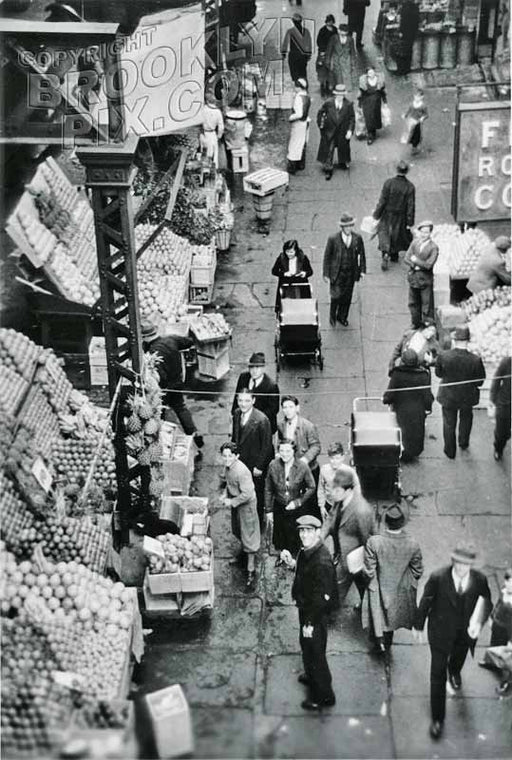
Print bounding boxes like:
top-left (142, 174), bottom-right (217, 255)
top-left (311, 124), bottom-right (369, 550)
top-left (316, 15), bottom-right (338, 97)
top-left (358, 67), bottom-right (387, 145)
top-left (383, 349), bottom-right (433, 462)
top-left (286, 79), bottom-right (311, 175)
top-left (325, 23), bottom-right (356, 92)
top-left (271, 239), bottom-right (313, 313)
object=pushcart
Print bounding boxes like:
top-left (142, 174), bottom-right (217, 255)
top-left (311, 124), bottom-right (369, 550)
top-left (274, 283), bottom-right (323, 371)
top-left (350, 397), bottom-right (402, 498)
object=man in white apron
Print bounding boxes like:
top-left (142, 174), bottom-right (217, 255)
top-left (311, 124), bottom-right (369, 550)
top-left (287, 79), bottom-right (311, 174)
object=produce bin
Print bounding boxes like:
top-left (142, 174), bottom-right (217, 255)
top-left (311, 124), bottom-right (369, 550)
top-left (190, 248), bottom-right (217, 286)
top-left (144, 684), bottom-right (194, 759)
top-left (189, 282), bottom-right (214, 305)
top-left (145, 556), bottom-right (214, 594)
top-left (196, 337), bottom-right (231, 380)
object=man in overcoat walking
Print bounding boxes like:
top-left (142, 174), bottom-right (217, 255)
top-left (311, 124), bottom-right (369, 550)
top-left (373, 160), bottom-right (415, 270)
top-left (435, 326), bottom-right (486, 459)
top-left (323, 212), bottom-right (366, 327)
top-left (316, 84), bottom-right (355, 179)
top-left (344, 0), bottom-right (370, 48)
top-left (231, 352), bottom-right (280, 434)
top-left (414, 543), bottom-right (492, 740)
top-left (232, 389), bottom-right (274, 527)
top-left (281, 515), bottom-right (338, 711)
top-left (281, 13), bottom-right (312, 83)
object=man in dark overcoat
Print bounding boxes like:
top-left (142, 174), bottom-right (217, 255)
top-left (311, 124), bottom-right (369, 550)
top-left (435, 326), bottom-right (486, 459)
top-left (281, 13), bottom-right (312, 82)
top-left (232, 389), bottom-right (274, 528)
top-left (323, 212), bottom-right (366, 326)
top-left (373, 160), bottom-right (415, 270)
top-left (344, 0), bottom-right (370, 48)
top-left (414, 543), bottom-right (492, 740)
top-left (281, 515), bottom-right (338, 711)
top-left (231, 352), bottom-right (280, 434)
top-left (316, 83), bottom-right (355, 179)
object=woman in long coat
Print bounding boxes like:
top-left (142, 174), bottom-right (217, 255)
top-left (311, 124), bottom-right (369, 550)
top-left (362, 504), bottom-right (423, 652)
top-left (271, 239), bottom-right (313, 313)
top-left (316, 15), bottom-right (338, 96)
top-left (265, 439), bottom-right (316, 559)
top-left (358, 67), bottom-right (387, 145)
top-left (325, 24), bottom-right (356, 92)
top-left (286, 79), bottom-right (311, 174)
top-left (383, 348), bottom-right (433, 462)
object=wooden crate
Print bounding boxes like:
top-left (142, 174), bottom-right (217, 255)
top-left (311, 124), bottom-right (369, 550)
top-left (190, 249), bottom-right (217, 286)
top-left (196, 338), bottom-right (230, 380)
top-left (145, 559), bottom-right (213, 595)
top-left (189, 282), bottom-right (214, 305)
top-left (232, 147), bottom-right (249, 173)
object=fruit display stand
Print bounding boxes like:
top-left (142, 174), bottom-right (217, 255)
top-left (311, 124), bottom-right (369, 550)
top-left (190, 313), bottom-right (233, 380)
top-left (432, 224), bottom-right (491, 305)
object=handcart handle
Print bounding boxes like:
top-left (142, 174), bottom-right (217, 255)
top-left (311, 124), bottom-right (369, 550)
top-left (352, 396), bottom-right (394, 412)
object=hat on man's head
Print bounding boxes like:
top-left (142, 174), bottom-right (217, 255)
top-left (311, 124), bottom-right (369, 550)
top-left (454, 325), bottom-right (470, 342)
top-left (338, 23), bottom-right (349, 32)
top-left (451, 542), bottom-right (477, 565)
top-left (401, 348), bottom-right (419, 367)
top-left (422, 317), bottom-right (435, 328)
top-left (248, 352), bottom-right (266, 367)
top-left (333, 84), bottom-right (347, 95)
top-left (384, 504), bottom-right (405, 529)
top-left (339, 212), bottom-right (355, 227)
top-left (292, 12), bottom-right (302, 21)
top-left (495, 235), bottom-right (511, 252)
top-left (141, 321), bottom-right (159, 342)
top-left (296, 515), bottom-right (322, 529)
top-left (396, 160), bottom-right (409, 174)
top-left (417, 220), bottom-right (434, 231)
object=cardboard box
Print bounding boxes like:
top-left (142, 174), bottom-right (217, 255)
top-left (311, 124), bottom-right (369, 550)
top-left (144, 684), bottom-right (194, 758)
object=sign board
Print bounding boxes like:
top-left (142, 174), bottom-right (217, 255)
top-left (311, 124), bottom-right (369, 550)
top-left (452, 101), bottom-right (511, 222)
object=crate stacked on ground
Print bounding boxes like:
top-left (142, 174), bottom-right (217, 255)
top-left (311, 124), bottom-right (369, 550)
top-left (189, 241), bottom-right (217, 305)
top-left (159, 422), bottom-right (197, 496)
top-left (190, 313), bottom-right (232, 380)
top-left (143, 496), bottom-right (214, 616)
top-left (432, 224), bottom-right (491, 307)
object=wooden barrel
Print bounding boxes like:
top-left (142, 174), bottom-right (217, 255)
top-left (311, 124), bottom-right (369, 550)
top-left (422, 32), bottom-right (440, 69)
top-left (410, 35), bottom-right (423, 71)
top-left (253, 193), bottom-right (274, 221)
top-left (224, 110), bottom-right (247, 150)
top-left (440, 32), bottom-right (457, 68)
top-left (457, 30), bottom-right (475, 65)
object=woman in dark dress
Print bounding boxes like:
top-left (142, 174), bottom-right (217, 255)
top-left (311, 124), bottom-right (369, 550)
top-left (358, 67), bottom-right (387, 145)
top-left (271, 239), bottom-right (313, 313)
top-left (316, 15), bottom-right (338, 97)
top-left (383, 349), bottom-right (433, 463)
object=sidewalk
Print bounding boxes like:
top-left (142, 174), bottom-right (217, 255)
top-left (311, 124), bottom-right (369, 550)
top-left (136, 2), bottom-right (511, 757)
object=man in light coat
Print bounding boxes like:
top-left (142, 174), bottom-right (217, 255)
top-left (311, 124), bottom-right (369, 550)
top-left (362, 504), bottom-right (423, 655)
top-left (277, 395), bottom-right (321, 484)
top-left (403, 221), bottom-right (439, 328)
top-left (322, 212), bottom-right (366, 327)
top-left (467, 235), bottom-right (511, 294)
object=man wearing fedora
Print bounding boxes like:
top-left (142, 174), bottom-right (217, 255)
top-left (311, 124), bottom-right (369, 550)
top-left (435, 327), bottom-right (486, 459)
top-left (323, 213), bottom-right (366, 326)
top-left (414, 543), bottom-right (492, 740)
top-left (141, 321), bottom-right (203, 447)
top-left (362, 504), bottom-right (423, 655)
top-left (373, 160), bottom-right (416, 270)
top-left (404, 221), bottom-right (439, 329)
top-left (281, 515), bottom-right (338, 711)
top-left (281, 13), bottom-right (312, 83)
top-left (231, 353), bottom-right (280, 435)
top-left (316, 83), bottom-right (355, 179)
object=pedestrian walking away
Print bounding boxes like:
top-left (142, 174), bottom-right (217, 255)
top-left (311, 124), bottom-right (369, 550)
top-left (316, 15), bottom-right (338, 97)
top-left (479, 567), bottom-right (512, 696)
top-left (316, 84), bottom-right (355, 179)
top-left (373, 160), bottom-right (415, 269)
top-left (388, 319), bottom-right (439, 375)
top-left (393, 0), bottom-right (420, 74)
top-left (320, 468), bottom-right (376, 606)
top-left (325, 24), bottom-right (356, 93)
top-left (219, 442), bottom-right (261, 588)
top-left (362, 504), bottom-right (423, 655)
top-left (383, 348), bottom-right (434, 463)
top-left (280, 515), bottom-right (338, 711)
top-left (271, 239), bottom-right (313, 314)
top-left (358, 67), bottom-right (387, 145)
top-left (281, 13), bottom-right (312, 84)
top-left (232, 389), bottom-right (274, 528)
top-left (277, 395), bottom-right (322, 484)
top-left (141, 320), bottom-right (204, 448)
top-left (402, 89), bottom-right (428, 155)
top-left (488, 354), bottom-right (511, 461)
top-left (467, 235), bottom-right (511, 294)
top-left (265, 439), bottom-right (316, 560)
top-left (344, 0), bottom-right (371, 48)
top-left (286, 79), bottom-right (311, 174)
top-left (435, 326), bottom-right (486, 459)
top-left (231, 352), bottom-right (280, 434)
top-left (323, 213), bottom-right (366, 326)
top-left (414, 543), bottom-right (492, 740)
top-left (317, 441), bottom-right (361, 520)
top-left (404, 220), bottom-right (439, 328)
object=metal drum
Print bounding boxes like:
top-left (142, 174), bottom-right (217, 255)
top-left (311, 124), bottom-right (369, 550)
top-left (224, 110), bottom-right (247, 150)
top-left (383, 33), bottom-right (398, 71)
top-left (440, 31), bottom-right (457, 68)
top-left (422, 32), bottom-right (440, 69)
top-left (410, 35), bottom-right (423, 70)
top-left (457, 30), bottom-right (475, 65)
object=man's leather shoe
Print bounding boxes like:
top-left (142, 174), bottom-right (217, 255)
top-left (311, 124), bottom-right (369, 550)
top-left (459, 443), bottom-right (469, 450)
top-left (297, 673), bottom-right (310, 685)
top-left (444, 449), bottom-right (456, 459)
top-left (494, 449), bottom-right (503, 461)
top-left (325, 172), bottom-right (333, 181)
top-left (301, 699), bottom-right (321, 711)
top-left (429, 721), bottom-right (443, 740)
top-left (321, 696), bottom-right (336, 707)
top-left (329, 319), bottom-right (336, 327)
top-left (448, 672), bottom-right (461, 691)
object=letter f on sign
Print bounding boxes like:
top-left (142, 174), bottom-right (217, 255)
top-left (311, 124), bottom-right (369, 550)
top-left (481, 120), bottom-right (500, 149)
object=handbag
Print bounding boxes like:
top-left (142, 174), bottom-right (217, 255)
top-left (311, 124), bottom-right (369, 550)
top-left (381, 102), bottom-right (392, 128)
top-left (346, 545), bottom-right (365, 575)
top-left (355, 106), bottom-right (367, 139)
top-left (360, 215), bottom-right (379, 235)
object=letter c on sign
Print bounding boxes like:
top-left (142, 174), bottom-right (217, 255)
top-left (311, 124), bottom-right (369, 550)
top-left (474, 185), bottom-right (493, 210)
top-left (502, 183), bottom-right (511, 208)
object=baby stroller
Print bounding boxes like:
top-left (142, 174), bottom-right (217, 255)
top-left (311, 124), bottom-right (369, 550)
top-left (349, 397), bottom-right (402, 499)
top-left (274, 282), bottom-right (323, 372)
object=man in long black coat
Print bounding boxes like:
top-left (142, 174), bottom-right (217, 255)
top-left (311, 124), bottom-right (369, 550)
top-left (344, 0), bottom-right (370, 48)
top-left (414, 543), bottom-right (492, 740)
top-left (282, 515), bottom-right (338, 711)
top-left (323, 212), bottom-right (366, 326)
top-left (232, 389), bottom-right (274, 528)
top-left (316, 83), bottom-right (355, 179)
top-left (373, 160), bottom-right (415, 269)
top-left (231, 352), bottom-right (280, 435)
top-left (435, 326), bottom-right (486, 459)
top-left (281, 13), bottom-right (312, 82)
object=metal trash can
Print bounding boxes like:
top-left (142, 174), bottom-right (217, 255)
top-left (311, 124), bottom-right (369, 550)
top-left (457, 30), bottom-right (475, 65)
top-left (411, 35), bottom-right (423, 70)
top-left (383, 32), bottom-right (398, 71)
top-left (422, 32), bottom-right (440, 69)
top-left (440, 31), bottom-right (457, 68)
